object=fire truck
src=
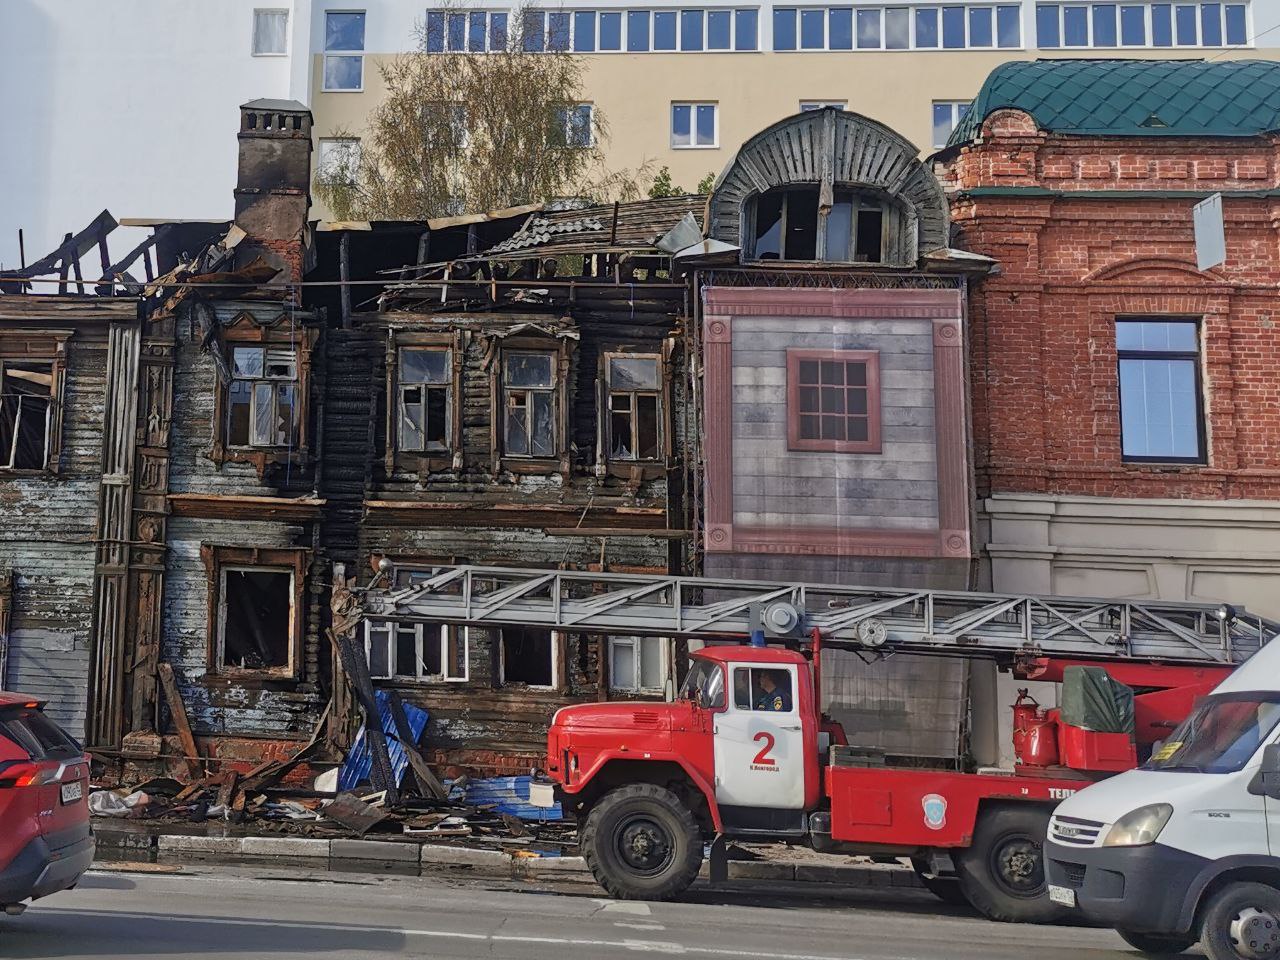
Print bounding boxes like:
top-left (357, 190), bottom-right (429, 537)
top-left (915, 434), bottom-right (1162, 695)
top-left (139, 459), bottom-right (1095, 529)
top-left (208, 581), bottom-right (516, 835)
top-left (359, 565), bottom-right (1277, 923)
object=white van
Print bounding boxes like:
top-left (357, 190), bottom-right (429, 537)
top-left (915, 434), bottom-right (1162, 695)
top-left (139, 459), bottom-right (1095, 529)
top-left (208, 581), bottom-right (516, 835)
top-left (1044, 636), bottom-right (1280, 959)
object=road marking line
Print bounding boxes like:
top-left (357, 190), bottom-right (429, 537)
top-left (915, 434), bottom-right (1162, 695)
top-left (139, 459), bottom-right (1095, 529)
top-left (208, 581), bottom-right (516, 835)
top-left (594, 899), bottom-right (653, 916)
top-left (614, 922), bottom-right (668, 931)
top-left (36, 908), bottom-right (876, 960)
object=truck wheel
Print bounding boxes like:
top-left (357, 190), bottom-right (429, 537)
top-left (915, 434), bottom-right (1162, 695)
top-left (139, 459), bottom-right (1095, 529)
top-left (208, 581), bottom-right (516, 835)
top-left (954, 806), bottom-right (1064, 924)
top-left (910, 858), bottom-right (971, 908)
top-left (1199, 881), bottom-right (1280, 960)
top-left (581, 783), bottom-right (703, 901)
top-left (1116, 930), bottom-right (1196, 955)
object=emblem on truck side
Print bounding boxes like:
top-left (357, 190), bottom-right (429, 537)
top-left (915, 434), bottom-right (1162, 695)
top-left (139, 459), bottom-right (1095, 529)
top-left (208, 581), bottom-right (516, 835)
top-left (922, 793), bottom-right (948, 830)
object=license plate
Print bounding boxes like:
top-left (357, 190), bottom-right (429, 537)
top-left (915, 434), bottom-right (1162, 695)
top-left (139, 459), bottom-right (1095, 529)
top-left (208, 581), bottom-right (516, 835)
top-left (60, 780), bottom-right (83, 805)
top-left (1048, 884), bottom-right (1077, 907)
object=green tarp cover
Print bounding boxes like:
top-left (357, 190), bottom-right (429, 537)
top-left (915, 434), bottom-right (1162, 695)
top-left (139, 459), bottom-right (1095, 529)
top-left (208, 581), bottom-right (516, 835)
top-left (1059, 666), bottom-right (1135, 735)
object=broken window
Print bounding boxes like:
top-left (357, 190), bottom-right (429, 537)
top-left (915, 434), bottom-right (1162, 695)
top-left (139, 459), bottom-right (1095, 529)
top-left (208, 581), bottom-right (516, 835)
top-left (226, 346), bottom-right (299, 449)
top-left (0, 360), bottom-right (53, 471)
top-left (500, 626), bottom-right (556, 687)
top-left (750, 186), bottom-right (892, 263)
top-left (503, 351), bottom-right (557, 458)
top-left (217, 567), bottom-right (294, 672)
top-left (609, 636), bottom-right (668, 693)
top-left (398, 348), bottom-right (451, 453)
top-left (365, 621), bottom-right (468, 681)
top-left (787, 349), bottom-right (882, 453)
top-left (605, 354), bottom-right (662, 461)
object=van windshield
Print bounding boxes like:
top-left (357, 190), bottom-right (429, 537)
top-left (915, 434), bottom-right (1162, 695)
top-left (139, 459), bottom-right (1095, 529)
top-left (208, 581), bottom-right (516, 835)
top-left (1145, 693), bottom-right (1280, 774)
top-left (679, 659), bottom-right (725, 710)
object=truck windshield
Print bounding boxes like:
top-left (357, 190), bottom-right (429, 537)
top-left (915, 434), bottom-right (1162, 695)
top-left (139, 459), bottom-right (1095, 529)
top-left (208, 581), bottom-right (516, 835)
top-left (1145, 693), bottom-right (1280, 774)
top-left (679, 659), bottom-right (725, 710)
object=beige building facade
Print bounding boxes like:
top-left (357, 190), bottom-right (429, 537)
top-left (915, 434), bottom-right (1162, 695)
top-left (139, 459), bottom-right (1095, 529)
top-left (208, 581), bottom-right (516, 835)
top-left (304, 0), bottom-right (1279, 217)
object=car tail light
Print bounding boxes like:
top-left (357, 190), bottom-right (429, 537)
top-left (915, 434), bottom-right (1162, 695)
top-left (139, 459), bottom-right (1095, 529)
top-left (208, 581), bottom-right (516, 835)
top-left (0, 761), bottom-right (60, 788)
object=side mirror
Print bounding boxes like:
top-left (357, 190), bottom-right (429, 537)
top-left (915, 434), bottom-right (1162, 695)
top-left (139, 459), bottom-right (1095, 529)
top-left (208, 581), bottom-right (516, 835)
top-left (1249, 744), bottom-right (1280, 798)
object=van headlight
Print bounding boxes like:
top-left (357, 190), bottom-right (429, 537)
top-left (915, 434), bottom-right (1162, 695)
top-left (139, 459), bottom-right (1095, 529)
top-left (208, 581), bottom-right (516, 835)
top-left (1103, 804), bottom-right (1173, 847)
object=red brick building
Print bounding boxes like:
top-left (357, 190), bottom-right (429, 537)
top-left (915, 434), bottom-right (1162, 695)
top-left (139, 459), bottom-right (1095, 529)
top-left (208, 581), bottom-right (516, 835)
top-left (939, 59), bottom-right (1280, 618)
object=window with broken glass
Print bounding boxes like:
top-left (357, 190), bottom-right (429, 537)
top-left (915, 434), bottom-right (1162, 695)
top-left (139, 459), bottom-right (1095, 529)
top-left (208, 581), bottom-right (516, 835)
top-left (499, 625), bottom-right (558, 688)
top-left (503, 351), bottom-right (557, 457)
top-left (751, 186), bottom-right (897, 263)
top-left (0, 360), bottom-right (54, 471)
top-left (365, 621), bottom-right (468, 682)
top-left (217, 566), bottom-right (295, 673)
top-left (398, 348), bottom-right (451, 453)
top-left (227, 346), bottom-right (299, 449)
top-left (605, 354), bottom-right (662, 461)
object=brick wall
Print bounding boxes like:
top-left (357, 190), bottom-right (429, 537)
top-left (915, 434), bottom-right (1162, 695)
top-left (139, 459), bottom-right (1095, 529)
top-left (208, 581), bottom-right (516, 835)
top-left (940, 110), bottom-right (1280, 501)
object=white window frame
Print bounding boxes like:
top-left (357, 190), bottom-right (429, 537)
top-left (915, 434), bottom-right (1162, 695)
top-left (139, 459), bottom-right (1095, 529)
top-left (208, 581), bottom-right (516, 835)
top-left (671, 101), bottom-right (719, 149)
top-left (216, 565), bottom-right (296, 675)
top-left (932, 100), bottom-right (972, 148)
top-left (364, 621), bottom-right (470, 682)
top-left (773, 3), bottom-right (1025, 51)
top-left (498, 628), bottom-right (562, 690)
top-left (252, 8), bottom-right (290, 56)
top-left (516, 7), bottom-right (760, 54)
top-left (317, 137), bottom-right (361, 184)
top-left (323, 9), bottom-right (366, 92)
top-left (227, 345), bottom-right (299, 449)
top-left (608, 636), bottom-right (671, 693)
top-left (1034, 1), bottom-right (1251, 49)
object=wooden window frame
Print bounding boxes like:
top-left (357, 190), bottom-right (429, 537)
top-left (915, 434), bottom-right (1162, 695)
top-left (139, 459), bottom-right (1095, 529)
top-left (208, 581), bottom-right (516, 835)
top-left (786, 348), bottom-right (882, 453)
top-left (607, 635), bottom-right (671, 694)
top-left (0, 330), bottom-right (71, 476)
top-left (602, 351), bottom-right (666, 464)
top-left (497, 626), bottom-right (565, 691)
top-left (209, 312), bottom-right (316, 476)
top-left (748, 185), bottom-right (900, 264)
top-left (386, 331), bottom-right (464, 473)
top-left (200, 544), bottom-right (308, 681)
top-left (364, 620), bottom-right (470, 683)
top-left (490, 337), bottom-right (571, 476)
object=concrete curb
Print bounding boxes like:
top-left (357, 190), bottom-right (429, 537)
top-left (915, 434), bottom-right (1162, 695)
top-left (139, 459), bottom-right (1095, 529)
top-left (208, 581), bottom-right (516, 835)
top-left (98, 826), bottom-right (921, 890)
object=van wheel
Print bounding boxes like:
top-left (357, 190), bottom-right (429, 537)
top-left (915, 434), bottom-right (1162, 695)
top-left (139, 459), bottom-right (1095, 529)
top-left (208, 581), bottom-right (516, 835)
top-left (954, 806), bottom-right (1065, 924)
top-left (1200, 881), bottom-right (1280, 960)
top-left (1116, 929), bottom-right (1196, 955)
top-left (910, 858), bottom-right (971, 907)
top-left (581, 783), bottom-right (703, 901)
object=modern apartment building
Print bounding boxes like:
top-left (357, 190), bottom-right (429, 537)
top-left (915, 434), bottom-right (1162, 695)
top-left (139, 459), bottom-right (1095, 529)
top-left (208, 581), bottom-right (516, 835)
top-left (306, 0), bottom-right (1280, 214)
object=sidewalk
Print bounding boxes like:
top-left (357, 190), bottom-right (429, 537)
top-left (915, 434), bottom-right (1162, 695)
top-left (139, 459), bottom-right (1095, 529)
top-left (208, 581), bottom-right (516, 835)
top-left (92, 820), bottom-right (924, 890)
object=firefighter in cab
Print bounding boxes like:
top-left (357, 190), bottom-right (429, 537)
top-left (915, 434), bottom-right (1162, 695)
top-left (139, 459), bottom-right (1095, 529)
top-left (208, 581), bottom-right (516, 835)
top-left (755, 670), bottom-right (792, 712)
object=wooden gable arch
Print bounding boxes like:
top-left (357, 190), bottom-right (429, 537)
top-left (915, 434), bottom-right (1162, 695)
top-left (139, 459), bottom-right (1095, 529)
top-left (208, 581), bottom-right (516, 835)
top-left (708, 108), bottom-right (949, 265)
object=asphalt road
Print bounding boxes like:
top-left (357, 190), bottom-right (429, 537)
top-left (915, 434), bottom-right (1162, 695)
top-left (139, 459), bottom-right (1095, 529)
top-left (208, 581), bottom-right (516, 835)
top-left (1, 864), bottom-right (1183, 960)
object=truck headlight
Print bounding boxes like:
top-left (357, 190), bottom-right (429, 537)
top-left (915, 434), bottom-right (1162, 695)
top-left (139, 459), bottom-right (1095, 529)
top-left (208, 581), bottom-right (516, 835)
top-left (1102, 804), bottom-right (1173, 847)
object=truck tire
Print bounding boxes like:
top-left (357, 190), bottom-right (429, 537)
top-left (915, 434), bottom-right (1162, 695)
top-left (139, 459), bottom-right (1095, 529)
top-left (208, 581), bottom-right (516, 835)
top-left (1199, 881), bottom-right (1280, 960)
top-left (910, 858), bottom-right (971, 908)
top-left (1116, 930), bottom-right (1196, 955)
top-left (581, 783), bottom-right (703, 901)
top-left (954, 805), bottom-right (1064, 924)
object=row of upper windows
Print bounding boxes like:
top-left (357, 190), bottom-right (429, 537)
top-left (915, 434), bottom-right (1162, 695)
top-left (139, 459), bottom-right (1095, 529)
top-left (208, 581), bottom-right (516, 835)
top-left (307, 1), bottom-right (1252, 79)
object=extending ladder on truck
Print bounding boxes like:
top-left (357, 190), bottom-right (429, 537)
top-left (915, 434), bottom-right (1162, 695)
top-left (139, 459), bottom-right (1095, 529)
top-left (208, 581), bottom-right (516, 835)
top-left (359, 565), bottom-right (1278, 668)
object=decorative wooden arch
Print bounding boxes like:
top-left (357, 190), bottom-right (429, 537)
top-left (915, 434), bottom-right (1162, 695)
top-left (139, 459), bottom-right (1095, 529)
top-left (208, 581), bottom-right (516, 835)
top-left (708, 108), bottom-right (950, 265)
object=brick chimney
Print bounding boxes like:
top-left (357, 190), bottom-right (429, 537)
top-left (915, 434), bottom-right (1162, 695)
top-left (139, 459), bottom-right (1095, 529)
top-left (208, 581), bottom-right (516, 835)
top-left (233, 99), bottom-right (313, 285)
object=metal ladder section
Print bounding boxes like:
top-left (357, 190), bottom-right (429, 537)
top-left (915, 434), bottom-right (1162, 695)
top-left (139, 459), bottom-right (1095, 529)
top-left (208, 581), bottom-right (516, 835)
top-left (360, 565), bottom-right (1279, 666)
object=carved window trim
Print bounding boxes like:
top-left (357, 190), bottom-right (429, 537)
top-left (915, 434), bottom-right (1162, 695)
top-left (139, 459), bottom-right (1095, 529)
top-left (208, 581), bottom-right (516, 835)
top-left (489, 336), bottom-right (573, 476)
top-left (0, 330), bottom-right (72, 476)
top-left (385, 330), bottom-right (465, 474)
top-left (200, 544), bottom-right (308, 680)
top-left (209, 312), bottom-right (316, 476)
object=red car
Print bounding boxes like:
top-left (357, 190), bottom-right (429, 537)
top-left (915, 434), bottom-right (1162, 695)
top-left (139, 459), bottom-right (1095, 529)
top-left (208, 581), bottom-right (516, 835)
top-left (0, 693), bottom-right (93, 915)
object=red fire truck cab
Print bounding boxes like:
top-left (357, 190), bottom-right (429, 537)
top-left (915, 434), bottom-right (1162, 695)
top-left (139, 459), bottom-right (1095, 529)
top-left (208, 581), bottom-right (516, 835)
top-left (544, 643), bottom-right (1231, 922)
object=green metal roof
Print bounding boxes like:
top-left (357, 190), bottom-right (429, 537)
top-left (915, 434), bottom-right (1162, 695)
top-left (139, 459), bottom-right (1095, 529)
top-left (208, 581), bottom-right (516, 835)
top-left (947, 59), bottom-right (1280, 147)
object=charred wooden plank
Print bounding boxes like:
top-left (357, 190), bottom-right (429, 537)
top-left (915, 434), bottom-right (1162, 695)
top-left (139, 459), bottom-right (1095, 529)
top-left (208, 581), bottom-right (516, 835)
top-left (157, 663), bottom-right (201, 779)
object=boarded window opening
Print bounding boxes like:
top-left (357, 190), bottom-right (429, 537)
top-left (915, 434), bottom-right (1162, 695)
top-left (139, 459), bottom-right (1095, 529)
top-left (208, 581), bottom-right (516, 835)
top-left (220, 568), bottom-right (292, 670)
top-left (0, 360), bottom-right (53, 470)
top-left (501, 626), bottom-right (554, 686)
